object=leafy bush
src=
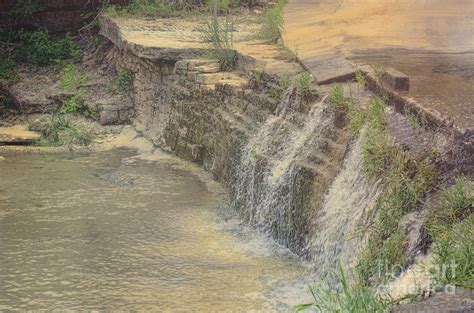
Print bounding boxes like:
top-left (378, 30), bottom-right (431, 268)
top-left (202, 14), bottom-right (237, 71)
top-left (115, 68), bottom-right (134, 93)
top-left (12, 30), bottom-right (81, 65)
top-left (296, 264), bottom-right (393, 312)
top-left (0, 59), bottom-right (20, 85)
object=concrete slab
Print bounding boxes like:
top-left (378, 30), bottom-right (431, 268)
top-left (301, 54), bottom-right (355, 85)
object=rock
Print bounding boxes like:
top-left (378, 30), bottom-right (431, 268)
top-left (382, 67), bottom-right (410, 91)
top-left (0, 125), bottom-right (41, 145)
top-left (391, 288), bottom-right (474, 313)
top-left (301, 53), bottom-right (355, 85)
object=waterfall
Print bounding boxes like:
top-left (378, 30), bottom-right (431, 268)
top-left (230, 94), bottom-right (343, 254)
top-left (306, 132), bottom-right (383, 278)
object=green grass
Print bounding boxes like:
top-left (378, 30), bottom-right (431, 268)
top-left (424, 177), bottom-right (473, 232)
top-left (423, 177), bottom-right (473, 288)
top-left (350, 97), bottom-right (438, 285)
top-left (355, 68), bottom-right (366, 89)
top-left (0, 59), bottom-right (20, 85)
top-left (296, 264), bottom-right (393, 312)
top-left (257, 0), bottom-right (286, 43)
top-left (429, 214), bottom-right (473, 288)
top-left (58, 64), bottom-right (95, 117)
top-left (36, 113), bottom-right (92, 146)
top-left (328, 84), bottom-right (345, 109)
top-left (296, 72), bottom-right (311, 97)
top-left (202, 13), bottom-right (237, 71)
top-left (252, 68), bottom-right (263, 82)
top-left (60, 64), bottom-right (89, 92)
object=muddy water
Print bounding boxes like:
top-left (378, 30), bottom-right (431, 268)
top-left (0, 149), bottom-right (310, 311)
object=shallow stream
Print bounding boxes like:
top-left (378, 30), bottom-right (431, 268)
top-left (0, 149), bottom-right (310, 311)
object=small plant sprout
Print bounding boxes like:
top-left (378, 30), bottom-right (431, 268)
top-left (296, 72), bottom-right (311, 96)
top-left (253, 68), bottom-right (264, 82)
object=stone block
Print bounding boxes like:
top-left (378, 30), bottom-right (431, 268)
top-left (382, 67), bottom-right (410, 91)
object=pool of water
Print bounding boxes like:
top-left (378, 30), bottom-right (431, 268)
top-left (0, 149), bottom-right (310, 311)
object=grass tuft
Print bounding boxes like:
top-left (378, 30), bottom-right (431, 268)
top-left (202, 13), bottom-right (237, 71)
top-left (296, 72), bottom-right (311, 97)
top-left (296, 264), bottom-right (393, 312)
top-left (257, 0), bottom-right (286, 43)
top-left (37, 113), bottom-right (92, 146)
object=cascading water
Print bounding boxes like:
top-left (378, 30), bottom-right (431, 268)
top-left (306, 132), bottom-right (383, 278)
top-left (230, 92), bottom-right (344, 254)
top-left (230, 89), bottom-right (383, 278)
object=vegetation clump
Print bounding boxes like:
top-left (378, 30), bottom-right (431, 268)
top-left (115, 68), bottom-right (134, 93)
top-left (36, 113), bottom-right (92, 146)
top-left (296, 264), bottom-right (393, 312)
top-left (59, 64), bottom-right (95, 117)
top-left (0, 59), bottom-right (20, 85)
top-left (0, 30), bottom-right (81, 66)
top-left (424, 177), bottom-right (473, 288)
top-left (296, 72), bottom-right (311, 97)
top-left (202, 13), bottom-right (237, 71)
top-left (258, 0), bottom-right (286, 42)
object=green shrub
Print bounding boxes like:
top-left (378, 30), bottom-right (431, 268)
top-left (258, 0), bottom-right (286, 42)
top-left (60, 64), bottom-right (89, 92)
top-left (202, 14), bottom-right (237, 71)
top-left (296, 72), bottom-right (311, 96)
top-left (115, 68), bottom-right (134, 93)
top-left (296, 264), bottom-right (393, 312)
top-left (0, 59), bottom-right (20, 85)
top-left (13, 30), bottom-right (81, 65)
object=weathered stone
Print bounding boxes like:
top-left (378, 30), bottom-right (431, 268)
top-left (382, 67), bottom-right (410, 91)
top-left (301, 53), bottom-right (355, 85)
top-left (99, 110), bottom-right (120, 125)
top-left (0, 125), bottom-right (41, 145)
